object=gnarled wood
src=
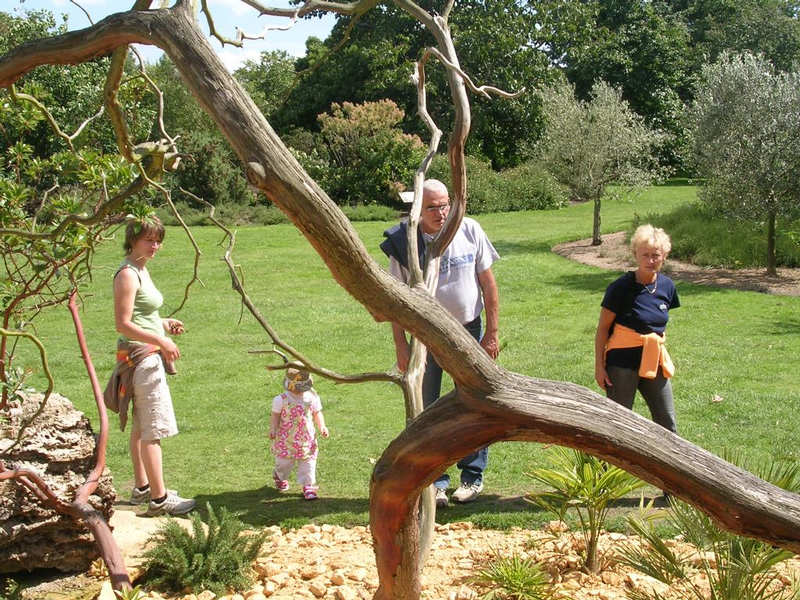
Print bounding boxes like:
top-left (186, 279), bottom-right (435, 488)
top-left (2, 4), bottom-right (800, 600)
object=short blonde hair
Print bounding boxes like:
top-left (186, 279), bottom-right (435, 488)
top-left (630, 224), bottom-right (671, 255)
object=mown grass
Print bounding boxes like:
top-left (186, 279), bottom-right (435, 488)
top-left (12, 184), bottom-right (800, 530)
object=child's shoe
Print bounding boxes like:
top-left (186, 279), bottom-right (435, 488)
top-left (303, 485), bottom-right (318, 500)
top-left (273, 471), bottom-right (289, 492)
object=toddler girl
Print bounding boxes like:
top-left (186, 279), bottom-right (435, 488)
top-left (269, 368), bottom-right (329, 500)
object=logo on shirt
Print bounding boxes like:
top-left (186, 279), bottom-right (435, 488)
top-left (659, 303), bottom-right (668, 311)
top-left (440, 253), bottom-right (475, 273)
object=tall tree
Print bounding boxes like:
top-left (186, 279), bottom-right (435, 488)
top-left (689, 51), bottom-right (800, 276)
top-left (538, 79), bottom-right (668, 245)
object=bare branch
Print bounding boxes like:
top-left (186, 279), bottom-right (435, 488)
top-left (423, 46), bottom-right (525, 100)
top-left (70, 0), bottom-right (95, 26)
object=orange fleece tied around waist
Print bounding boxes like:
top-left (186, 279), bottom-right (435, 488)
top-left (605, 324), bottom-right (674, 379)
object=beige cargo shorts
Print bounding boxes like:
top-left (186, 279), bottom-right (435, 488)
top-left (132, 353), bottom-right (178, 440)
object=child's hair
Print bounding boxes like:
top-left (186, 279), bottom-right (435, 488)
top-left (123, 215), bottom-right (165, 254)
top-left (284, 368), bottom-right (314, 393)
top-left (630, 223), bottom-right (671, 255)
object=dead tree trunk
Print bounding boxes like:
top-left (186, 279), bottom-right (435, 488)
top-left (3, 5), bottom-right (800, 600)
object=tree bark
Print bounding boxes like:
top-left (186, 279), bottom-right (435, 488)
top-left (3, 6), bottom-right (800, 600)
top-left (592, 197), bottom-right (602, 245)
top-left (766, 210), bottom-right (777, 277)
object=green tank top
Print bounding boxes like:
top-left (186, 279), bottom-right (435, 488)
top-left (116, 259), bottom-right (164, 344)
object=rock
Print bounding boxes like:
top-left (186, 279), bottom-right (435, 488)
top-left (347, 567), bottom-right (368, 582)
top-left (625, 572), bottom-right (670, 595)
top-left (308, 577), bottom-right (327, 597)
top-left (330, 571), bottom-right (347, 585)
top-left (97, 581), bottom-right (116, 600)
top-left (254, 560), bottom-right (282, 578)
top-left (246, 595), bottom-right (267, 600)
top-left (335, 586), bottom-right (357, 600)
top-left (197, 592), bottom-right (216, 600)
top-left (0, 392), bottom-right (115, 574)
top-left (262, 581), bottom-right (277, 596)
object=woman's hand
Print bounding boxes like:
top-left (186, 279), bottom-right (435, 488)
top-left (595, 365), bottom-right (612, 390)
top-left (159, 337), bottom-right (180, 362)
top-left (319, 425), bottom-right (329, 438)
top-left (163, 318), bottom-right (185, 335)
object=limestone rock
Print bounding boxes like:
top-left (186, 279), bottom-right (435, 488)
top-left (0, 392), bottom-right (115, 574)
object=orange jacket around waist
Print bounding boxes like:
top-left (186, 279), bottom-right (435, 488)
top-left (605, 323), bottom-right (674, 379)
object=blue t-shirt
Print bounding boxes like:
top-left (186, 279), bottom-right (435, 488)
top-left (601, 271), bottom-right (680, 369)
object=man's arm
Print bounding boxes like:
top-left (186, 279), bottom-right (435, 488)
top-left (477, 267), bottom-right (499, 359)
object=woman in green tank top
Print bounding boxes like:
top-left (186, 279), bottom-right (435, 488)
top-left (112, 216), bottom-right (195, 516)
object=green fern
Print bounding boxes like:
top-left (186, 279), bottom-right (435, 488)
top-left (139, 502), bottom-right (270, 595)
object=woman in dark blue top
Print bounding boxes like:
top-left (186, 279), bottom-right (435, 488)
top-left (594, 225), bottom-right (680, 433)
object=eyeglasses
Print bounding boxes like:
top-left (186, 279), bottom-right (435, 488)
top-left (424, 204), bottom-right (450, 213)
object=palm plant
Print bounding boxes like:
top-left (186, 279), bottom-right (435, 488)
top-left (471, 551), bottom-right (562, 600)
top-left (620, 453), bottom-right (800, 600)
top-left (526, 447), bottom-right (646, 574)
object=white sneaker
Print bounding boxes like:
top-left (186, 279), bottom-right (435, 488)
top-left (145, 492), bottom-right (196, 516)
top-left (451, 481), bottom-right (483, 504)
top-left (130, 486), bottom-right (177, 505)
top-left (435, 487), bottom-right (449, 508)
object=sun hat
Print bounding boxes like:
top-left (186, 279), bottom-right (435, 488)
top-left (284, 368), bottom-right (313, 393)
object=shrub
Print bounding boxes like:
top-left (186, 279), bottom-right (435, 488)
top-left (138, 503), bottom-right (269, 595)
top-left (428, 155), bottom-right (566, 214)
top-left (471, 552), bottom-right (558, 600)
top-left (315, 99), bottom-right (426, 207)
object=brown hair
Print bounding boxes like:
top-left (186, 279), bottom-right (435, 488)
top-left (123, 215), bottom-right (165, 254)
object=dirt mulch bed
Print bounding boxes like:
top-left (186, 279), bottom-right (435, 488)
top-left (553, 231), bottom-right (800, 296)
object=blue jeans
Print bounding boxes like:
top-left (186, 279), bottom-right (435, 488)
top-left (606, 365), bottom-right (677, 433)
top-left (422, 316), bottom-right (488, 489)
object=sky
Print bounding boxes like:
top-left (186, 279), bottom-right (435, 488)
top-left (10, 0), bottom-right (337, 71)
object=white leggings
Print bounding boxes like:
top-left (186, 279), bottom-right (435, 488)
top-left (274, 456), bottom-right (317, 487)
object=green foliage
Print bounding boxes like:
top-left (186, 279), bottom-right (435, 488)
top-left (643, 202), bottom-right (800, 268)
top-left (538, 78), bottom-right (670, 243)
top-left (312, 99), bottom-right (425, 206)
top-left (526, 448), bottom-right (646, 574)
top-left (620, 454), bottom-right (800, 600)
top-left (139, 503), bottom-right (269, 595)
top-left (689, 51), bottom-right (800, 272)
top-left (234, 50), bottom-right (297, 121)
top-left (0, 578), bottom-right (21, 600)
top-left (114, 586), bottom-right (146, 600)
top-left (471, 552), bottom-right (559, 600)
top-left (167, 130), bottom-right (256, 207)
top-left (428, 155), bottom-right (566, 214)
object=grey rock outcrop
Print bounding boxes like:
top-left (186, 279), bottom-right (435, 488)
top-left (0, 391), bottom-right (116, 573)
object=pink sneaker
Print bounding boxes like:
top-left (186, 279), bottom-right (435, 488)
top-left (273, 471), bottom-right (289, 492)
top-left (303, 485), bottom-right (318, 500)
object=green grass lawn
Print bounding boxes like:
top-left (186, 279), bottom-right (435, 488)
top-left (12, 184), bottom-right (800, 530)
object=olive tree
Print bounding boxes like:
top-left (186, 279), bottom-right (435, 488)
top-left (3, 3), bottom-right (800, 600)
top-left (689, 51), bottom-right (800, 276)
top-left (538, 79), bottom-right (669, 245)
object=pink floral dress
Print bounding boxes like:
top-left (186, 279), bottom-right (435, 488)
top-left (271, 392), bottom-right (319, 461)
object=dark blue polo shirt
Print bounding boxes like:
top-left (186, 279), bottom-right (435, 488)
top-left (601, 271), bottom-right (680, 369)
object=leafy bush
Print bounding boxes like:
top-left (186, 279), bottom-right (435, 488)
top-left (314, 99), bottom-right (426, 206)
top-left (641, 203), bottom-right (800, 268)
top-left (138, 503), bottom-right (269, 595)
top-left (428, 155), bottom-right (566, 214)
top-left (471, 552), bottom-right (558, 600)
